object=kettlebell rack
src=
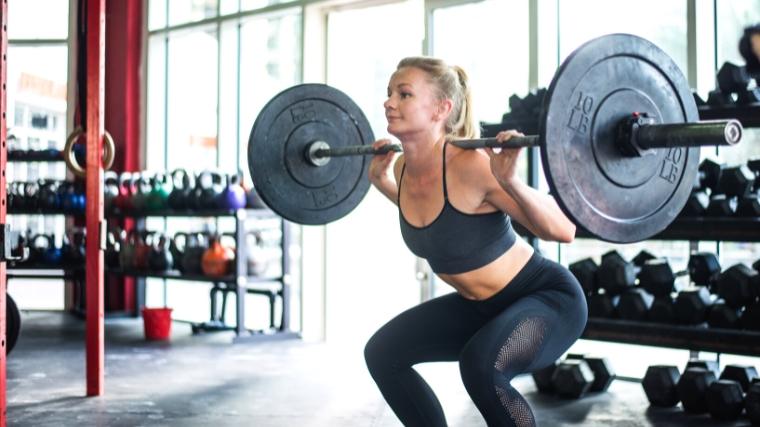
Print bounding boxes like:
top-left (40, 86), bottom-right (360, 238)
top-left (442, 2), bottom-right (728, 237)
top-left (4, 154), bottom-right (97, 318)
top-left (104, 207), bottom-right (300, 343)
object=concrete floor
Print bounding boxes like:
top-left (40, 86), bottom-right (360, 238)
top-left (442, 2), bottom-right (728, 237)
top-left (6, 311), bottom-right (756, 426)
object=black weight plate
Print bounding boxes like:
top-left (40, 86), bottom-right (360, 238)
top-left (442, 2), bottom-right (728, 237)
top-left (7, 294), bottom-right (20, 355)
top-left (248, 84), bottom-right (375, 225)
top-left (540, 34), bottom-right (699, 243)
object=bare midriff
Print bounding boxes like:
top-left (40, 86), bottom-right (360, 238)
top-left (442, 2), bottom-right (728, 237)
top-left (436, 237), bottom-right (535, 301)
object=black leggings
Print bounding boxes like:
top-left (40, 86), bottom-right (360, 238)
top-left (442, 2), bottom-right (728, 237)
top-left (364, 252), bottom-right (587, 427)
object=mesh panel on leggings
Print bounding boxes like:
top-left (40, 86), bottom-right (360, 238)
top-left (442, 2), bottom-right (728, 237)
top-left (494, 316), bottom-right (549, 374)
top-left (496, 385), bottom-right (536, 427)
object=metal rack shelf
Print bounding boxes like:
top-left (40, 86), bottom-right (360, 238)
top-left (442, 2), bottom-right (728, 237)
top-left (105, 208), bottom-right (276, 219)
top-left (698, 102), bottom-right (760, 128)
top-left (583, 318), bottom-right (760, 358)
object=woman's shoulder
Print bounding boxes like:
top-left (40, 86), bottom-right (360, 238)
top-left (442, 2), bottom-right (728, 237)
top-left (448, 144), bottom-right (490, 174)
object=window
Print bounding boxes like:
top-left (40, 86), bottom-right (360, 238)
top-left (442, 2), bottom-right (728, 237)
top-left (146, 1), bottom-right (303, 331)
top-left (324, 0), bottom-right (423, 343)
top-left (6, 1), bottom-right (71, 311)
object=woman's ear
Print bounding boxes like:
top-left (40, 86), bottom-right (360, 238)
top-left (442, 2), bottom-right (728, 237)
top-left (435, 99), bottom-right (454, 121)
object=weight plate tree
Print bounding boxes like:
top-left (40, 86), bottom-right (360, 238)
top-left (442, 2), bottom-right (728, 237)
top-left (247, 34), bottom-right (742, 243)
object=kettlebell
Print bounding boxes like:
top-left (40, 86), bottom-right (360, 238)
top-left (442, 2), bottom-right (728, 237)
top-left (13, 182), bottom-right (28, 210)
top-left (113, 172), bottom-right (134, 211)
top-left (199, 171), bottom-right (223, 209)
top-left (201, 234), bottom-right (235, 277)
top-left (218, 170), bottom-right (247, 210)
top-left (62, 228), bottom-right (86, 266)
top-left (105, 227), bottom-right (124, 268)
top-left (119, 229), bottom-right (138, 269)
top-left (59, 182), bottom-right (79, 212)
top-left (168, 169), bottom-right (194, 211)
top-left (11, 230), bottom-right (31, 266)
top-left (27, 233), bottom-right (49, 266)
top-left (23, 181), bottom-right (40, 211)
top-left (183, 232), bottom-right (209, 275)
top-left (74, 181), bottom-right (86, 212)
top-left (169, 232), bottom-right (189, 273)
top-left (247, 185), bottom-right (269, 209)
top-left (146, 171), bottom-right (172, 211)
top-left (104, 171), bottom-right (119, 212)
top-left (38, 234), bottom-right (62, 266)
top-left (246, 231), bottom-right (269, 276)
top-left (131, 174), bottom-right (151, 211)
top-left (148, 233), bottom-right (174, 272)
top-left (37, 179), bottom-right (60, 211)
top-left (132, 231), bottom-right (153, 269)
top-left (185, 171), bottom-right (206, 210)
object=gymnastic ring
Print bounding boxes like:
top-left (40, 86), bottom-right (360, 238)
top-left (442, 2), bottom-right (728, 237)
top-left (63, 126), bottom-right (116, 178)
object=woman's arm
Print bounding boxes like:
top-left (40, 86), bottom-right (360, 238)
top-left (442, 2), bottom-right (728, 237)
top-left (368, 139), bottom-right (403, 205)
top-left (480, 131), bottom-right (575, 242)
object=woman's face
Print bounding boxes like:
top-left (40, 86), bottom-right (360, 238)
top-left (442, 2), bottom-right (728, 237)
top-left (384, 66), bottom-right (445, 139)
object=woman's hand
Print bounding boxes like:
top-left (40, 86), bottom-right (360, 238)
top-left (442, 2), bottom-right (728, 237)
top-left (484, 130), bottom-right (524, 188)
top-left (368, 138), bottom-right (398, 185)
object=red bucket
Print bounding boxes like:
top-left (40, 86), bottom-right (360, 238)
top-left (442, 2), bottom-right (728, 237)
top-left (141, 307), bottom-right (173, 340)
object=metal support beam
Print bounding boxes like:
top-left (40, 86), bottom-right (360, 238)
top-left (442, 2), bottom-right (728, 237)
top-left (85, 0), bottom-right (106, 397)
top-left (0, 0), bottom-right (8, 422)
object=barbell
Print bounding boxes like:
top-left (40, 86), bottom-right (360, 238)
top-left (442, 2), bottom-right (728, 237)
top-left (247, 34), bottom-right (743, 243)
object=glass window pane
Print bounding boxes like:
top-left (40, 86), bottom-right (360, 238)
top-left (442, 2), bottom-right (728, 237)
top-left (559, 0), bottom-right (688, 76)
top-left (715, 1), bottom-right (760, 271)
top-left (325, 0), bottom-right (423, 343)
top-left (717, 0), bottom-right (760, 67)
top-left (220, 0), bottom-right (239, 15)
top-left (149, 0), bottom-right (168, 31)
top-left (8, 0), bottom-right (69, 39)
top-left (168, 0), bottom-right (218, 27)
top-left (433, 0), bottom-right (529, 125)
top-left (166, 28), bottom-right (219, 171)
top-left (241, 0), bottom-right (296, 12)
top-left (238, 13), bottom-right (302, 176)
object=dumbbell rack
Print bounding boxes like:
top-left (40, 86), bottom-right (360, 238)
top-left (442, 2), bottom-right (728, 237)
top-left (104, 207), bottom-right (301, 343)
top-left (484, 109), bottom-right (760, 358)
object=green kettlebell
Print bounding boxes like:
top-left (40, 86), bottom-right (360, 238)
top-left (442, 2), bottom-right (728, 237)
top-left (147, 171), bottom-right (173, 211)
top-left (131, 174), bottom-right (150, 211)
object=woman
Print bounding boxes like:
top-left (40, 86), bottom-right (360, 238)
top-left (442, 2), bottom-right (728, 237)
top-left (364, 57), bottom-right (588, 427)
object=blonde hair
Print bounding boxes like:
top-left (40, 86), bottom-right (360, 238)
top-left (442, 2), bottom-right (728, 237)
top-left (396, 57), bottom-right (479, 140)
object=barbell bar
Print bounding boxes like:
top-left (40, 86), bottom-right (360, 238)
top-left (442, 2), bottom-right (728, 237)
top-left (248, 34), bottom-right (744, 243)
top-left (305, 118), bottom-right (741, 167)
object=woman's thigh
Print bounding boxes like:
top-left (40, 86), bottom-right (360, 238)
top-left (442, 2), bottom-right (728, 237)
top-left (365, 292), bottom-right (493, 367)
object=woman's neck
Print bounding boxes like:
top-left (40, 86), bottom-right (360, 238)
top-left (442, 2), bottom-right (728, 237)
top-left (400, 132), bottom-right (447, 178)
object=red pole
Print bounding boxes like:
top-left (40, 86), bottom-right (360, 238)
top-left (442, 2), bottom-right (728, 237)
top-left (86, 0), bottom-right (106, 396)
top-left (0, 0), bottom-right (8, 421)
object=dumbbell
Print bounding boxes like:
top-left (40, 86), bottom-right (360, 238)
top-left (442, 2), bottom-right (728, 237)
top-left (569, 258), bottom-right (597, 296)
top-left (674, 286), bottom-right (714, 325)
top-left (706, 366), bottom-right (760, 421)
top-left (679, 190), bottom-right (709, 217)
top-left (717, 62), bottom-right (751, 94)
top-left (638, 253), bottom-right (721, 297)
top-left (696, 158), bottom-right (725, 193)
top-left (745, 382), bottom-right (760, 425)
top-left (743, 302), bottom-right (760, 331)
top-left (707, 300), bottom-right (743, 329)
top-left (749, 159), bottom-right (760, 192)
top-left (595, 250), bottom-right (637, 296)
top-left (533, 353), bottom-right (615, 398)
top-left (646, 360), bottom-right (719, 409)
top-left (717, 264), bottom-right (759, 309)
